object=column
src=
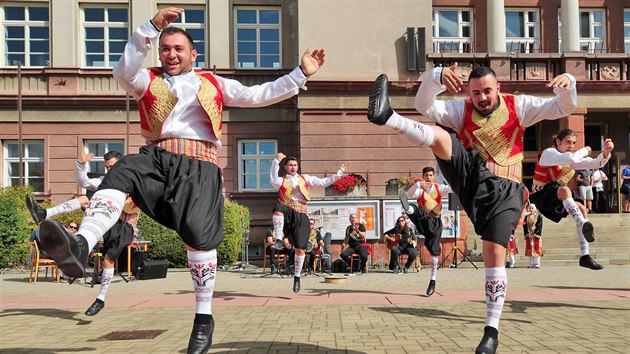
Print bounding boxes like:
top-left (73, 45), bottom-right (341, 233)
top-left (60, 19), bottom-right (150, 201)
top-left (487, 0), bottom-right (506, 54)
top-left (561, 0), bottom-right (580, 52)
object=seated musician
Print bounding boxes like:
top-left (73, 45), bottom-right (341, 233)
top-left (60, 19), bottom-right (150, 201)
top-left (265, 229), bottom-right (295, 274)
top-left (384, 216), bottom-right (417, 273)
top-left (340, 213), bottom-right (369, 273)
top-left (306, 218), bottom-right (324, 272)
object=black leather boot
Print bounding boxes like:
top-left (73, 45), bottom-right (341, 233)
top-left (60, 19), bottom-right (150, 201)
top-left (367, 74), bottom-right (393, 125)
top-left (475, 326), bottom-right (499, 354)
top-left (426, 280), bottom-right (436, 296)
top-left (85, 299), bottom-right (105, 316)
top-left (399, 188), bottom-right (411, 213)
top-left (579, 254), bottom-right (604, 270)
top-left (39, 219), bottom-right (89, 278)
top-left (26, 195), bottom-right (47, 224)
top-left (187, 316), bottom-right (214, 354)
top-left (293, 276), bottom-right (301, 293)
top-left (270, 239), bottom-right (285, 250)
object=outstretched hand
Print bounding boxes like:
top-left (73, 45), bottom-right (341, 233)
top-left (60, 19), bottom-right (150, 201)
top-left (441, 62), bottom-right (465, 94)
top-left (300, 49), bottom-right (326, 77)
top-left (603, 138), bottom-right (614, 157)
top-left (546, 74), bottom-right (571, 89)
top-left (276, 152), bottom-right (286, 161)
top-left (78, 153), bottom-right (94, 164)
top-left (152, 7), bottom-right (184, 30)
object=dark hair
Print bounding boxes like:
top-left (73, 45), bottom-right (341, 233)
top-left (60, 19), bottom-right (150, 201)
top-left (284, 157), bottom-right (298, 165)
top-left (552, 128), bottom-right (576, 148)
top-left (104, 151), bottom-right (122, 161)
top-left (160, 26), bottom-right (195, 49)
top-left (468, 66), bottom-right (497, 81)
top-left (422, 166), bottom-right (435, 175)
top-left (66, 220), bottom-right (78, 227)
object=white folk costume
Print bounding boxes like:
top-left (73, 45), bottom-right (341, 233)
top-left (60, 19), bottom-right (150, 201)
top-left (404, 181), bottom-right (452, 284)
top-left (378, 66), bottom-right (577, 342)
top-left (46, 18), bottom-right (312, 350)
top-left (523, 207), bottom-right (544, 268)
top-left (270, 158), bottom-right (342, 280)
top-left (529, 146), bottom-right (611, 260)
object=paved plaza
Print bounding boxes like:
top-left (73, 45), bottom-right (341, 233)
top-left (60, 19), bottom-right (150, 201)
top-left (1, 264), bottom-right (629, 353)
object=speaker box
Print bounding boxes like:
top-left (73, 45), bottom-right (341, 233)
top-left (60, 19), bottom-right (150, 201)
top-left (406, 27), bottom-right (417, 71)
top-left (448, 193), bottom-right (463, 211)
top-left (136, 260), bottom-right (169, 280)
top-left (118, 249), bottom-right (148, 274)
top-left (416, 27), bottom-right (426, 71)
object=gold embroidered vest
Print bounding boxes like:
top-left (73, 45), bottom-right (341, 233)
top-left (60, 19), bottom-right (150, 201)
top-left (417, 183), bottom-right (443, 215)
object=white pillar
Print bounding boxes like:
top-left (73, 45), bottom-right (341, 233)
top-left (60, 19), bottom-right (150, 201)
top-left (561, 0), bottom-right (580, 52)
top-left (487, 0), bottom-right (506, 53)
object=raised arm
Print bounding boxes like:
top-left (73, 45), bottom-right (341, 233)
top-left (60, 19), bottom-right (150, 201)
top-left (518, 73), bottom-right (577, 127)
top-left (74, 153), bottom-right (102, 191)
top-left (414, 64), bottom-right (466, 130)
top-left (302, 162), bottom-right (349, 187)
top-left (269, 153), bottom-right (286, 189)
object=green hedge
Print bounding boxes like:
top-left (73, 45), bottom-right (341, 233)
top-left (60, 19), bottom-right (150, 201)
top-left (0, 186), bottom-right (33, 268)
top-left (136, 200), bottom-right (250, 267)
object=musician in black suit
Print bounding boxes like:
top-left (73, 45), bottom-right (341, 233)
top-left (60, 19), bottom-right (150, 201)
top-left (384, 216), bottom-right (417, 274)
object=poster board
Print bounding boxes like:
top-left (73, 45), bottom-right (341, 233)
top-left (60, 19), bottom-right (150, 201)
top-left (382, 198), bottom-right (459, 238)
top-left (308, 200), bottom-right (381, 240)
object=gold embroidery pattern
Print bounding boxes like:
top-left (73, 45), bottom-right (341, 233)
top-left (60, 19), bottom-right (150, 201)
top-left (197, 74), bottom-right (223, 140)
top-left (142, 77), bottom-right (178, 140)
top-left (421, 188), bottom-right (442, 215)
top-left (552, 165), bottom-right (575, 186)
top-left (486, 158), bottom-right (522, 183)
top-left (471, 95), bottom-right (524, 167)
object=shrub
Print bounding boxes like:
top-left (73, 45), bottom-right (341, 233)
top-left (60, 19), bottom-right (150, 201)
top-left (137, 215), bottom-right (188, 268)
top-left (0, 186), bottom-right (34, 269)
top-left (386, 177), bottom-right (421, 190)
top-left (332, 173), bottom-right (367, 194)
top-left (218, 200), bottom-right (249, 265)
top-left (136, 200), bottom-right (250, 267)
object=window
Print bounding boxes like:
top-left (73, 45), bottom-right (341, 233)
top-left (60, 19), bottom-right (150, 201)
top-left (238, 140), bottom-right (277, 191)
top-left (432, 9), bottom-right (473, 53)
top-left (82, 6), bottom-right (128, 67)
top-left (625, 10), bottom-right (630, 53)
top-left (559, 9), bottom-right (606, 53)
top-left (83, 140), bottom-right (124, 174)
top-left (1, 5), bottom-right (49, 67)
top-left (3, 141), bottom-right (45, 193)
top-left (235, 7), bottom-right (281, 69)
top-left (584, 123), bottom-right (606, 152)
top-left (505, 9), bottom-right (539, 53)
top-left (169, 7), bottom-right (206, 67)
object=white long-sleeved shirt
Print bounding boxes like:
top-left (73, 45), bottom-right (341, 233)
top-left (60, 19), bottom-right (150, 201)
top-left (270, 158), bottom-right (343, 203)
top-left (414, 67), bottom-right (578, 131)
top-left (406, 181), bottom-right (452, 201)
top-left (538, 147), bottom-right (611, 170)
top-left (113, 21), bottom-right (309, 149)
top-left (74, 160), bottom-right (103, 192)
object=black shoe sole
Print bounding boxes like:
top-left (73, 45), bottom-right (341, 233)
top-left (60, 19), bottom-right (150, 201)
top-left (399, 188), bottom-right (410, 212)
top-left (367, 74), bottom-right (391, 125)
top-left (582, 221), bottom-right (594, 242)
top-left (85, 301), bottom-right (104, 316)
top-left (40, 220), bottom-right (85, 278)
top-left (26, 195), bottom-right (45, 224)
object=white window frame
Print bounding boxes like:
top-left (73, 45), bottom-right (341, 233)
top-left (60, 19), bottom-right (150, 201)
top-left (238, 139), bottom-right (278, 192)
top-left (168, 6), bottom-right (206, 68)
top-left (3, 140), bottom-right (45, 194)
top-left (0, 4), bottom-right (50, 67)
top-left (234, 6), bottom-right (282, 69)
top-left (81, 5), bottom-right (128, 68)
top-left (83, 140), bottom-right (124, 174)
top-left (559, 9), bottom-right (607, 53)
top-left (505, 8), bottom-right (540, 53)
top-left (432, 8), bottom-right (473, 53)
top-left (624, 9), bottom-right (630, 53)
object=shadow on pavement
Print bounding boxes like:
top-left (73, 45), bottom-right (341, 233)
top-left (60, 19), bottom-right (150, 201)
top-left (0, 308), bottom-right (92, 326)
top-left (0, 348), bottom-right (96, 353)
top-left (201, 341), bottom-right (366, 354)
top-left (507, 300), bottom-right (629, 314)
top-left (369, 306), bottom-right (486, 324)
top-left (535, 285), bottom-right (630, 292)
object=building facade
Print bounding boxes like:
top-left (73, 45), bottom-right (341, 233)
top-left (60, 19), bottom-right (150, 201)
top-left (1, 0), bottom-right (629, 258)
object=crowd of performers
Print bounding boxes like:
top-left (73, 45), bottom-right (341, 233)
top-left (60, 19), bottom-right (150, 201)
top-left (27, 7), bottom-right (617, 354)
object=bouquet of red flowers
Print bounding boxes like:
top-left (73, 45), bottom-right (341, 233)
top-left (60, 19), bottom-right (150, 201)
top-left (332, 173), bottom-right (367, 194)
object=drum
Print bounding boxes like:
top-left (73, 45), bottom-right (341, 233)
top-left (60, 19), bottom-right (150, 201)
top-left (305, 241), bottom-right (313, 253)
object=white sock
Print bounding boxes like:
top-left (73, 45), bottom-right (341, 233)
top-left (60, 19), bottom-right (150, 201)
top-left (485, 267), bottom-right (507, 330)
top-left (78, 189), bottom-right (126, 251)
top-left (530, 257), bottom-right (535, 267)
top-left (188, 249), bottom-right (217, 315)
top-left (385, 112), bottom-right (435, 146)
top-left (294, 254), bottom-right (305, 277)
top-left (46, 198), bottom-right (82, 219)
top-left (430, 256), bottom-right (439, 281)
top-left (563, 198), bottom-right (586, 227)
top-left (535, 256), bottom-right (541, 267)
top-left (509, 255), bottom-right (515, 266)
top-left (577, 225), bottom-right (590, 256)
top-left (97, 267), bottom-right (114, 301)
top-left (272, 215), bottom-right (284, 241)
